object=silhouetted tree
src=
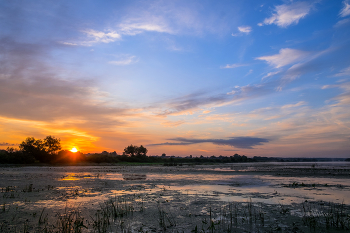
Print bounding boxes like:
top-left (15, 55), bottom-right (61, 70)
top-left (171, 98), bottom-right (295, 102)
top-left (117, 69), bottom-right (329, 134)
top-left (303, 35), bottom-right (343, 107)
top-left (19, 136), bottom-right (61, 163)
top-left (43, 136), bottom-right (61, 155)
top-left (124, 144), bottom-right (148, 157)
top-left (136, 145), bottom-right (148, 157)
top-left (19, 137), bottom-right (46, 162)
top-left (124, 144), bottom-right (137, 157)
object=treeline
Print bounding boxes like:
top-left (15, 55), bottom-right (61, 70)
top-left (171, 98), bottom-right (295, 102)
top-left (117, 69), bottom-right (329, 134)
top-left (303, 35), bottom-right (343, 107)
top-left (0, 136), bottom-right (255, 165)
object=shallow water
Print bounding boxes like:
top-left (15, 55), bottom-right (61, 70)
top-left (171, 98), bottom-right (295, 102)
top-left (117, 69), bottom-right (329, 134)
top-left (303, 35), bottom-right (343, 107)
top-left (1, 163), bottom-right (350, 206)
top-left (1, 162), bottom-right (350, 232)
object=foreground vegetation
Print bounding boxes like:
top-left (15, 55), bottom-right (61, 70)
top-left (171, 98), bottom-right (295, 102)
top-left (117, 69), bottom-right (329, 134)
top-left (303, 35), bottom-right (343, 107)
top-left (1, 192), bottom-right (349, 233)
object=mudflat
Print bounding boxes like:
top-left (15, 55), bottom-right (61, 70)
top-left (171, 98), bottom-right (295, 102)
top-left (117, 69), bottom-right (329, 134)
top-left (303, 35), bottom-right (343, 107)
top-left (1, 162), bottom-right (349, 232)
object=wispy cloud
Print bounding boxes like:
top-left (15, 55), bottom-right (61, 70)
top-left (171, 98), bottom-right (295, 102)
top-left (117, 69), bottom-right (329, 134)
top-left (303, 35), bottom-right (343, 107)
top-left (262, 71), bottom-right (281, 80)
top-left (161, 120), bottom-right (186, 127)
top-left (154, 81), bottom-right (281, 117)
top-left (155, 92), bottom-right (229, 116)
top-left (226, 90), bottom-right (236, 95)
top-left (334, 18), bottom-right (350, 27)
top-left (259, 1), bottom-right (313, 27)
top-left (256, 48), bottom-right (309, 68)
top-left (149, 137), bottom-right (270, 149)
top-left (119, 21), bottom-right (173, 35)
top-left (82, 29), bottom-right (121, 45)
top-left (109, 55), bottom-right (138, 66)
top-left (333, 66), bottom-right (350, 77)
top-left (281, 101), bottom-right (307, 109)
top-left (220, 63), bottom-right (247, 69)
top-left (62, 1), bottom-right (238, 46)
top-left (340, 0), bottom-right (350, 17)
top-left (245, 69), bottom-right (253, 76)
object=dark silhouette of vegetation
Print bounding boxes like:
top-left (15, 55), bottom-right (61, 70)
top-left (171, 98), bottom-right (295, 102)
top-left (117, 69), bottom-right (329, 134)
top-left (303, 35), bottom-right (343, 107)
top-left (56, 150), bottom-right (85, 163)
top-left (6, 136), bottom-right (346, 165)
top-left (0, 147), bottom-right (35, 164)
top-left (124, 144), bottom-right (148, 157)
top-left (18, 136), bottom-right (62, 163)
top-left (0, 138), bottom-right (255, 164)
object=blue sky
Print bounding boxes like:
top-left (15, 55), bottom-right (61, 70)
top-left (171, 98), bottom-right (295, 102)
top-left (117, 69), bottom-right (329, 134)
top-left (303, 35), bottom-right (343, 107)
top-left (1, 0), bottom-right (350, 157)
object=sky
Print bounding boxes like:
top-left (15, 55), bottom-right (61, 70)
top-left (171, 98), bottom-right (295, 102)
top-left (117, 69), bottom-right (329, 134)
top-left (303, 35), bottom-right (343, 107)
top-left (1, 0), bottom-right (350, 158)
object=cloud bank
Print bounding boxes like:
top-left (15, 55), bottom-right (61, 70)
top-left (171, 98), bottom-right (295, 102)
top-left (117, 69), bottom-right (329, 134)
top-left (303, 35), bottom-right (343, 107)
top-left (149, 137), bottom-right (270, 149)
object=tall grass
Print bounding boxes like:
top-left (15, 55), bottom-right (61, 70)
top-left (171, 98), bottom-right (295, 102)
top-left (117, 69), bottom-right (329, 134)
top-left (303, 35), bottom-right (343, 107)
top-left (1, 194), bottom-right (349, 233)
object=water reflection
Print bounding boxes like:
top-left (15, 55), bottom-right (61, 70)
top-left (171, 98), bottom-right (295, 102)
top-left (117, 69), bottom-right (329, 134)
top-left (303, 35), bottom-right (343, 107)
top-left (1, 163), bottom-right (349, 210)
top-left (59, 173), bottom-right (96, 181)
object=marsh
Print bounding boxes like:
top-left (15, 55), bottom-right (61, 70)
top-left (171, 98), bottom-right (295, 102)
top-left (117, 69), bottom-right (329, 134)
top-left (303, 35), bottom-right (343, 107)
top-left (1, 162), bottom-right (349, 232)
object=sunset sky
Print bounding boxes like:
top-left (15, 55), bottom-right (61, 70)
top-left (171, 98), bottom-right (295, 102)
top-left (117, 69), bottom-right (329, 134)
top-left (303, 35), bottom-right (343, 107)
top-left (1, 0), bottom-right (350, 157)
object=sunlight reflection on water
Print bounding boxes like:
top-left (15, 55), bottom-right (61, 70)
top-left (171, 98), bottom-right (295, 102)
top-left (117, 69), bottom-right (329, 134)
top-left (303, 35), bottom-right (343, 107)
top-left (1, 163), bottom-right (349, 209)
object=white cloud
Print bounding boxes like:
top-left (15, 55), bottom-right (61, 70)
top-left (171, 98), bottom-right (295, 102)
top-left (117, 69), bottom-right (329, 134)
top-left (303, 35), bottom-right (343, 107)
top-left (60, 42), bottom-right (78, 46)
top-left (109, 55), bottom-right (138, 66)
top-left (259, 1), bottom-right (312, 27)
top-left (232, 26), bottom-right (252, 36)
top-left (82, 29), bottom-right (121, 44)
top-left (256, 48), bottom-right (309, 68)
top-left (221, 63), bottom-right (247, 69)
top-left (238, 26), bottom-right (252, 34)
top-left (340, 0), bottom-right (350, 17)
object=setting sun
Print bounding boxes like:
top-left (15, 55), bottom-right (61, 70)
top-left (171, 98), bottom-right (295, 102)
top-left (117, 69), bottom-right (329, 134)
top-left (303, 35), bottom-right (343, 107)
top-left (70, 147), bottom-right (78, 153)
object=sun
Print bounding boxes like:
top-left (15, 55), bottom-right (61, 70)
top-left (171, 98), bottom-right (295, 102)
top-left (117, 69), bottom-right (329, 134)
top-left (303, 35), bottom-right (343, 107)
top-left (70, 147), bottom-right (78, 153)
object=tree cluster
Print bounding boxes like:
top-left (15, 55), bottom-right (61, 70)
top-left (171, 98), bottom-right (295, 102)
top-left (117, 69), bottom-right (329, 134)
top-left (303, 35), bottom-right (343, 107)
top-left (123, 144), bottom-right (148, 157)
top-left (18, 136), bottom-right (62, 163)
top-left (0, 136), bottom-right (62, 164)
